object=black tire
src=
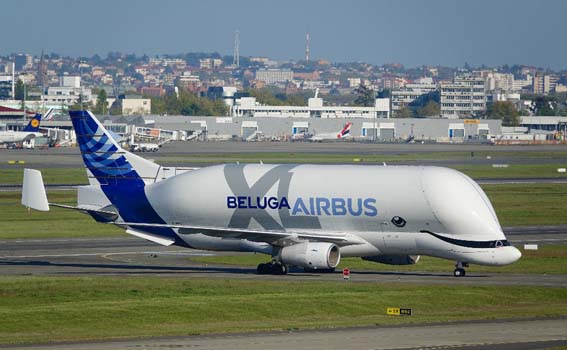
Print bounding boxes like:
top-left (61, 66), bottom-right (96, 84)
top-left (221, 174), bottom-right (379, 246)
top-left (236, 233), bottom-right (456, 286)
top-left (257, 263), bottom-right (270, 275)
top-left (453, 268), bottom-right (466, 277)
top-left (271, 263), bottom-right (287, 275)
top-left (304, 267), bottom-right (335, 273)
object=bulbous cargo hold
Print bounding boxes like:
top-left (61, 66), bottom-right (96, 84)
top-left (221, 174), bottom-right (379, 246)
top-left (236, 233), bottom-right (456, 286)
top-left (146, 163), bottom-right (521, 271)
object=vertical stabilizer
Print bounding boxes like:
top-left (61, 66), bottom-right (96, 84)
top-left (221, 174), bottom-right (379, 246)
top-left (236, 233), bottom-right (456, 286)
top-left (23, 114), bottom-right (41, 132)
top-left (69, 110), bottom-right (160, 185)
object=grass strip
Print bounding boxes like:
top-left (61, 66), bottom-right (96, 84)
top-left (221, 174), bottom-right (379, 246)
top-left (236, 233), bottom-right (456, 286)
top-left (0, 191), bottom-right (123, 239)
top-left (0, 276), bottom-right (566, 345)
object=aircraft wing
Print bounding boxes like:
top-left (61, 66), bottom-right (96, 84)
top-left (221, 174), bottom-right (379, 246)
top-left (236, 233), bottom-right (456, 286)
top-left (117, 221), bottom-right (366, 247)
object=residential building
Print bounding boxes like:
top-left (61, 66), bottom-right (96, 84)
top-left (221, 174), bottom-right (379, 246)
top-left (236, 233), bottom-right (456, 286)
top-left (0, 76), bottom-right (13, 99)
top-left (148, 58), bottom-right (186, 67)
top-left (199, 58), bottom-right (223, 70)
top-left (176, 72), bottom-right (201, 91)
top-left (391, 80), bottom-right (437, 113)
top-left (347, 78), bottom-right (361, 88)
top-left (41, 76), bottom-right (92, 105)
top-left (480, 72), bottom-right (515, 93)
top-left (532, 74), bottom-right (558, 95)
top-left (440, 75), bottom-right (486, 118)
top-left (255, 69), bottom-right (293, 85)
top-left (112, 95), bottom-right (151, 115)
top-left (14, 54), bottom-right (32, 71)
top-left (513, 75), bottom-right (533, 92)
top-left (140, 86), bottom-right (165, 97)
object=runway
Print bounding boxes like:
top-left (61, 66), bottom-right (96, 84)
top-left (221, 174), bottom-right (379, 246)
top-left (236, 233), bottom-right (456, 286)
top-left (1, 226), bottom-right (566, 287)
top-left (3, 317), bottom-right (566, 350)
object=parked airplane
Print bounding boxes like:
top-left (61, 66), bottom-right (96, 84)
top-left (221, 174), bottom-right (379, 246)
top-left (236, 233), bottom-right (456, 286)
top-left (21, 110), bottom-right (521, 277)
top-left (309, 122), bottom-right (353, 142)
top-left (0, 112), bottom-right (45, 145)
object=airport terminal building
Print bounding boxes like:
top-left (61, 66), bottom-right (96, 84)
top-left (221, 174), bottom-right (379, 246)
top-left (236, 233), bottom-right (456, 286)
top-left (143, 115), bottom-right (501, 142)
top-left (38, 115), bottom-right (501, 145)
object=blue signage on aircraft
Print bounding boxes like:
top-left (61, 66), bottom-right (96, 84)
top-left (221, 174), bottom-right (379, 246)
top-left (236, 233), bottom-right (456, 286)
top-left (227, 196), bottom-right (377, 217)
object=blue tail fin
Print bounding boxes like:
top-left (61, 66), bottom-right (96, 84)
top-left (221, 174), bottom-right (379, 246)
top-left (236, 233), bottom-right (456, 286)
top-left (69, 110), bottom-right (160, 185)
top-left (69, 110), bottom-right (181, 243)
top-left (23, 114), bottom-right (41, 132)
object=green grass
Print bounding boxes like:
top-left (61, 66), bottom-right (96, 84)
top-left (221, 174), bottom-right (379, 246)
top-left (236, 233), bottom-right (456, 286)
top-left (454, 163), bottom-right (567, 179)
top-left (484, 184), bottom-right (567, 226)
top-left (156, 150), bottom-right (567, 164)
top-left (190, 245), bottom-right (567, 275)
top-left (2, 183), bottom-right (567, 239)
top-left (0, 276), bottom-right (566, 345)
top-left (0, 168), bottom-right (88, 185)
top-left (0, 191), bottom-right (124, 239)
top-left (2, 160), bottom-right (567, 186)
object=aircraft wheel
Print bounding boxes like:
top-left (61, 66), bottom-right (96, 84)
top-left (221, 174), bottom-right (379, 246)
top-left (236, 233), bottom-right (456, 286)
top-left (453, 268), bottom-right (466, 277)
top-left (304, 267), bottom-right (335, 273)
top-left (257, 263), bottom-right (270, 275)
top-left (272, 263), bottom-right (288, 275)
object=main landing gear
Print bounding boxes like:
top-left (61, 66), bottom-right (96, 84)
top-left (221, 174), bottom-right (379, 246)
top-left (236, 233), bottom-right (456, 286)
top-left (257, 262), bottom-right (288, 275)
top-left (454, 261), bottom-right (469, 277)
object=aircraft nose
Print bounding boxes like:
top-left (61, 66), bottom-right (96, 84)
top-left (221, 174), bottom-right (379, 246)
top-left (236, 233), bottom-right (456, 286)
top-left (498, 246), bottom-right (522, 265)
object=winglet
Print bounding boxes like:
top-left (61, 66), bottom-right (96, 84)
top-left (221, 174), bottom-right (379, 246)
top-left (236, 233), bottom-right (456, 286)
top-left (21, 169), bottom-right (49, 211)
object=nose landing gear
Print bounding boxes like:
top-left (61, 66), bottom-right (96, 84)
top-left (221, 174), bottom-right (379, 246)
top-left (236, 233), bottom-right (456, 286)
top-left (454, 261), bottom-right (469, 277)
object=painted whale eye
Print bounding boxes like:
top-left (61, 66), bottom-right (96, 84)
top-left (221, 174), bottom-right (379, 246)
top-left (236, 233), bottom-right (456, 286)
top-left (391, 216), bottom-right (406, 227)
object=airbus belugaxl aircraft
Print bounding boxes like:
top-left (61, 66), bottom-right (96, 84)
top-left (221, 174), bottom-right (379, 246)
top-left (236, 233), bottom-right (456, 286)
top-left (22, 110), bottom-right (521, 277)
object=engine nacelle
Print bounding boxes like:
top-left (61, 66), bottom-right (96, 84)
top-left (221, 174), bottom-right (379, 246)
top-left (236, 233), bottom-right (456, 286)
top-left (362, 255), bottom-right (420, 265)
top-left (279, 242), bottom-right (340, 269)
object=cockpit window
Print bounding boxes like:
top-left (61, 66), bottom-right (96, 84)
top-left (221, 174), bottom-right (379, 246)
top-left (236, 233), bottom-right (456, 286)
top-left (391, 216), bottom-right (407, 227)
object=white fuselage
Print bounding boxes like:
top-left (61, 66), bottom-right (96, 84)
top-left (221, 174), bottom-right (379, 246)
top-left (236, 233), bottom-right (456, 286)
top-left (0, 131), bottom-right (41, 144)
top-left (143, 164), bottom-right (521, 266)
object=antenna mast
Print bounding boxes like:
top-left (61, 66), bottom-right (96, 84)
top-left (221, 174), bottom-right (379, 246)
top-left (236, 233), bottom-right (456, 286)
top-left (305, 33), bottom-right (310, 63)
top-left (233, 30), bottom-right (240, 68)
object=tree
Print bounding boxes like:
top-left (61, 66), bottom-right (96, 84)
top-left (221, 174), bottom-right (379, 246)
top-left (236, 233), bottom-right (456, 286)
top-left (418, 101), bottom-right (440, 117)
top-left (486, 101), bottom-right (519, 126)
top-left (150, 91), bottom-right (228, 116)
top-left (14, 79), bottom-right (25, 100)
top-left (396, 107), bottom-right (415, 118)
top-left (94, 89), bottom-right (108, 114)
top-left (354, 84), bottom-right (375, 107)
top-left (532, 96), bottom-right (557, 116)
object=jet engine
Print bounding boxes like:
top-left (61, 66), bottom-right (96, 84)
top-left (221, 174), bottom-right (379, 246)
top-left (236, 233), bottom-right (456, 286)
top-left (362, 255), bottom-right (420, 265)
top-left (279, 242), bottom-right (340, 270)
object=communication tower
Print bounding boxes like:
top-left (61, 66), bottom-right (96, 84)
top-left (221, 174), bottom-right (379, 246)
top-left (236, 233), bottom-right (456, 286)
top-left (305, 33), bottom-right (310, 63)
top-left (233, 30), bottom-right (240, 68)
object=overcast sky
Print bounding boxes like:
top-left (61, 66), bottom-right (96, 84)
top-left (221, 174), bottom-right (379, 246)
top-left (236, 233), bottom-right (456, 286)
top-left (1, 0), bottom-right (565, 69)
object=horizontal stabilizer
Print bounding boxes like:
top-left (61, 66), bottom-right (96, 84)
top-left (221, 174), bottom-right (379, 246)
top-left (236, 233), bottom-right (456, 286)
top-left (50, 203), bottom-right (119, 223)
top-left (21, 169), bottom-right (49, 211)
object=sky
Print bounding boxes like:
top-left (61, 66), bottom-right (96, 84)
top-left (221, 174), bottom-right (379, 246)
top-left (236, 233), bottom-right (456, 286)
top-left (1, 0), bottom-right (566, 69)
